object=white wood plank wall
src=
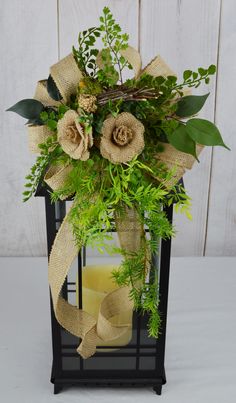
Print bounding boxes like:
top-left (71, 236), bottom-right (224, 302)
top-left (0, 0), bottom-right (235, 257)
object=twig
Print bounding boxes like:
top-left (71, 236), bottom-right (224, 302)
top-left (97, 86), bottom-right (160, 105)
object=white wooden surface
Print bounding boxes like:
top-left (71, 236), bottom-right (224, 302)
top-left (140, 0), bottom-right (221, 257)
top-left (0, 0), bottom-right (235, 256)
top-left (0, 0), bottom-right (58, 256)
top-left (204, 0), bottom-right (236, 256)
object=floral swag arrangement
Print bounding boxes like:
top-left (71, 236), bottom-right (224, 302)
top-left (8, 8), bottom-right (228, 359)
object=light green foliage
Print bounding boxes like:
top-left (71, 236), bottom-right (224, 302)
top-left (97, 6), bottom-right (132, 86)
top-left (73, 27), bottom-right (100, 76)
top-left (123, 74), bottom-right (178, 131)
top-left (73, 7), bottom-right (132, 86)
top-left (23, 135), bottom-right (59, 202)
top-left (177, 64), bottom-right (216, 91)
top-left (40, 104), bottom-right (70, 131)
top-left (166, 183), bottom-right (193, 220)
top-left (50, 155), bottom-right (187, 337)
top-left (78, 76), bottom-right (103, 96)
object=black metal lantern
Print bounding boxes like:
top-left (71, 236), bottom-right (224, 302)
top-left (36, 185), bottom-right (173, 395)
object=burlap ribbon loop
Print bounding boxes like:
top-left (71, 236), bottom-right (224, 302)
top-left (48, 208), bottom-right (133, 359)
top-left (28, 50), bottom-right (204, 358)
top-left (34, 80), bottom-right (61, 107)
top-left (28, 125), bottom-right (52, 154)
top-left (44, 164), bottom-right (73, 198)
top-left (27, 53), bottom-right (83, 153)
top-left (50, 53), bottom-right (83, 102)
top-left (140, 54), bottom-right (176, 78)
top-left (119, 46), bottom-right (142, 78)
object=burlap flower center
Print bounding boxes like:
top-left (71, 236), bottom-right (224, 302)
top-left (78, 94), bottom-right (97, 113)
top-left (112, 125), bottom-right (133, 146)
top-left (65, 123), bottom-right (82, 145)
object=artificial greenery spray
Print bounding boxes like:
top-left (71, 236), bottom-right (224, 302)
top-left (7, 7), bottom-right (228, 339)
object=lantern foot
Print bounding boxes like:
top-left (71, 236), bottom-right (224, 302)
top-left (153, 384), bottom-right (162, 395)
top-left (54, 383), bottom-right (63, 394)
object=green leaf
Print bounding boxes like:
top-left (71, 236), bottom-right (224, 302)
top-left (166, 75), bottom-right (177, 84)
top-left (167, 124), bottom-right (198, 159)
top-left (208, 64), bottom-right (216, 75)
top-left (186, 118), bottom-right (230, 149)
top-left (46, 75), bottom-right (63, 101)
top-left (25, 117), bottom-right (43, 126)
top-left (87, 159), bottom-right (94, 167)
top-left (47, 119), bottom-right (58, 131)
top-left (176, 93), bottom-right (209, 117)
top-left (40, 111), bottom-right (48, 121)
top-left (103, 6), bottom-right (110, 15)
top-left (6, 99), bottom-right (45, 119)
top-left (183, 70), bottom-right (192, 80)
top-left (91, 48), bottom-right (99, 56)
top-left (198, 67), bottom-right (207, 76)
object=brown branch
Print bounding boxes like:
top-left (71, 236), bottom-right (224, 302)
top-left (97, 86), bottom-right (160, 106)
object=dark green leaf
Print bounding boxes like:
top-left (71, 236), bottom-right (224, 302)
top-left (25, 117), bottom-right (44, 126)
top-left (166, 75), bottom-right (177, 84)
top-left (46, 75), bottom-right (63, 101)
top-left (7, 99), bottom-right (45, 119)
top-left (154, 76), bottom-right (165, 85)
top-left (183, 70), bottom-right (192, 80)
top-left (90, 49), bottom-right (99, 56)
top-left (167, 124), bottom-right (198, 159)
top-left (198, 67), bottom-right (207, 76)
top-left (208, 64), bottom-right (216, 75)
top-left (186, 118), bottom-right (230, 149)
top-left (103, 6), bottom-right (110, 15)
top-left (176, 93), bottom-right (209, 117)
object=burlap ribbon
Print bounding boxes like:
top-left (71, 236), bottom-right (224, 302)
top-left (49, 210), bottom-right (133, 358)
top-left (28, 50), bottom-right (202, 358)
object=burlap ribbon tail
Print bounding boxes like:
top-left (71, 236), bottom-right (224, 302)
top-left (28, 49), bottom-right (203, 358)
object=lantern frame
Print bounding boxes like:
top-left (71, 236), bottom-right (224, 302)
top-left (36, 184), bottom-right (174, 395)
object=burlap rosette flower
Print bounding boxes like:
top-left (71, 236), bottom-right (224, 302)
top-left (100, 112), bottom-right (145, 164)
top-left (57, 110), bottom-right (93, 160)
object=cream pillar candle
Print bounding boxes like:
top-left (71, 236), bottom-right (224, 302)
top-left (76, 264), bottom-right (133, 349)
